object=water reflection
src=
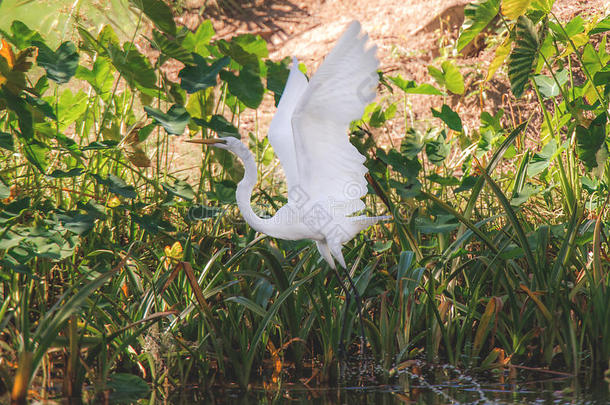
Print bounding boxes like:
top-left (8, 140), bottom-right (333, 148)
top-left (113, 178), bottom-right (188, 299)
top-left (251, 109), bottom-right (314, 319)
top-left (173, 378), bottom-right (609, 405)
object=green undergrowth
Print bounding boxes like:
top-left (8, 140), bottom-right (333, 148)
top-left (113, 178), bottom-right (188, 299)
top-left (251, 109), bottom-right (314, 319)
top-left (0, 0), bottom-right (609, 402)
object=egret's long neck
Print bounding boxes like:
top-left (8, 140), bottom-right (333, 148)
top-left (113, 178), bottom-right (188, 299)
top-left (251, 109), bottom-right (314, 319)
top-left (231, 141), bottom-right (272, 234)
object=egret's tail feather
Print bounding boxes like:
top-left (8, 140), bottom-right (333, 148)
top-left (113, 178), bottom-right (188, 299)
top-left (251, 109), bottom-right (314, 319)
top-left (315, 240), bottom-right (336, 269)
top-left (349, 215), bottom-right (392, 232)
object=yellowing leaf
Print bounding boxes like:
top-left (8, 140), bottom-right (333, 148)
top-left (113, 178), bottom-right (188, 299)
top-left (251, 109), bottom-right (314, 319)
top-left (165, 241), bottom-right (183, 260)
top-left (520, 284), bottom-right (552, 321)
top-left (487, 36), bottom-right (512, 81)
top-left (107, 195), bottom-right (121, 208)
top-left (502, 0), bottom-right (531, 19)
top-left (0, 39), bottom-right (15, 68)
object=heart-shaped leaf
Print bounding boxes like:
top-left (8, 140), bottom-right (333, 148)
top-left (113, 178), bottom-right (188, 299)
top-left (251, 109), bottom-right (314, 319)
top-left (428, 61), bottom-right (464, 95)
top-left (193, 115), bottom-right (240, 138)
top-left (179, 54), bottom-right (229, 93)
top-left (162, 179), bottom-right (195, 201)
top-left (501, 0), bottom-right (531, 20)
top-left (508, 15), bottom-right (541, 98)
top-left (129, 0), bottom-right (176, 35)
top-left (144, 104), bottom-right (190, 135)
top-left (33, 41), bottom-right (79, 84)
top-left (431, 104), bottom-right (463, 132)
top-left (576, 112), bottom-right (607, 171)
top-left (388, 75), bottom-right (443, 95)
top-left (532, 69), bottom-right (568, 98)
top-left (458, 0), bottom-right (501, 52)
top-left (220, 65), bottom-right (264, 109)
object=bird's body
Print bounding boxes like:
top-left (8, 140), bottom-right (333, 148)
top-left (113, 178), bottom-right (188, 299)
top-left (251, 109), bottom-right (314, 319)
top-left (193, 21), bottom-right (388, 269)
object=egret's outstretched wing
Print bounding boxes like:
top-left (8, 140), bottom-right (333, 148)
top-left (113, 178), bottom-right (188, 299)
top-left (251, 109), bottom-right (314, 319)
top-left (268, 57), bottom-right (308, 194)
top-left (291, 21), bottom-right (378, 213)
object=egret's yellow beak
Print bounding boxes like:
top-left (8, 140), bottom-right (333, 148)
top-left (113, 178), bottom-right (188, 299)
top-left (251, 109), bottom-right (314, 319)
top-left (186, 138), bottom-right (227, 145)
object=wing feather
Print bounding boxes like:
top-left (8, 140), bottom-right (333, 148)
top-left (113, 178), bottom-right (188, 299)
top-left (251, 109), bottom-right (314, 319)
top-left (268, 57), bottom-right (308, 194)
top-left (291, 21), bottom-right (378, 213)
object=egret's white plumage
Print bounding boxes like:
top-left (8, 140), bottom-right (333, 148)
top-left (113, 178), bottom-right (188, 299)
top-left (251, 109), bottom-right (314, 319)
top-left (193, 21), bottom-right (388, 269)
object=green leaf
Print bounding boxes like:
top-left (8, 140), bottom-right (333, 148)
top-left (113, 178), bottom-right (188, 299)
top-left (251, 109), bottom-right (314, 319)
top-left (431, 104), bottom-right (463, 132)
top-left (47, 168), bottom-right (85, 179)
top-left (82, 140), bottom-right (119, 151)
top-left (162, 179), bottom-right (195, 201)
top-left (108, 43), bottom-right (157, 91)
top-left (510, 183), bottom-right (538, 206)
top-left (369, 103), bottom-right (397, 128)
top-left (220, 65), bottom-right (264, 109)
top-left (377, 148), bottom-right (421, 178)
top-left (193, 115), bottom-right (240, 138)
top-left (129, 0), bottom-right (176, 35)
top-left (425, 134), bottom-right (450, 165)
top-left (75, 57), bottom-right (115, 98)
top-left (33, 41), bottom-right (79, 84)
top-left (4, 21), bottom-right (44, 49)
top-left (576, 113), bottom-right (607, 171)
top-left (92, 174), bottom-right (137, 199)
top-left (24, 94), bottom-right (56, 120)
top-left (388, 75), bottom-right (443, 95)
top-left (56, 89), bottom-right (89, 131)
top-left (107, 373), bottom-right (151, 403)
top-left (508, 16), bottom-right (541, 98)
top-left (22, 140), bottom-right (49, 172)
top-left (0, 132), bottom-right (15, 151)
top-left (593, 64), bottom-right (610, 86)
top-left (265, 58), bottom-right (290, 106)
top-left (457, 0), bottom-right (501, 52)
top-left (151, 30), bottom-right (193, 64)
top-left (501, 0), bottom-right (531, 19)
top-left (428, 61), bottom-right (464, 95)
top-left (532, 69), bottom-right (568, 98)
top-left (131, 212), bottom-right (175, 234)
top-left (211, 180), bottom-right (237, 204)
top-left (182, 21), bottom-right (215, 55)
top-left (179, 55), bottom-right (229, 93)
top-left (590, 15), bottom-right (610, 35)
top-left (528, 139), bottom-right (556, 176)
top-left (144, 104), bottom-right (190, 135)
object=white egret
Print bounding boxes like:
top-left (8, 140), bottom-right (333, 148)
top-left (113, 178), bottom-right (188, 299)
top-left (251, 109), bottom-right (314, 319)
top-left (190, 21), bottom-right (388, 269)
top-left (189, 21), bottom-right (389, 354)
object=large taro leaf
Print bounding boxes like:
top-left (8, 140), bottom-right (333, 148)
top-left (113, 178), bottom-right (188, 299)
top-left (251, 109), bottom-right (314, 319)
top-left (144, 104), bottom-right (190, 135)
top-left (129, 0), bottom-right (176, 35)
top-left (508, 16), bottom-right (542, 98)
top-left (457, 0), bottom-right (501, 52)
top-left (92, 173), bottom-right (137, 199)
top-left (150, 29), bottom-right (193, 65)
top-left (162, 179), bottom-right (195, 201)
top-left (193, 115), bottom-right (240, 138)
top-left (265, 58), bottom-right (290, 106)
top-left (1, 21), bottom-right (44, 49)
top-left (32, 41), bottom-right (79, 84)
top-left (108, 43), bottom-right (156, 91)
top-left (501, 0), bottom-right (531, 20)
top-left (179, 54), bottom-right (229, 93)
top-left (576, 112), bottom-right (607, 172)
top-left (220, 64), bottom-right (264, 109)
top-left (182, 21), bottom-right (215, 55)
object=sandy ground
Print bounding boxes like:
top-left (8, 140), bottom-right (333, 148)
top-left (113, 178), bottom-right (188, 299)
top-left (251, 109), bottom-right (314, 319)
top-left (169, 0), bottom-right (609, 179)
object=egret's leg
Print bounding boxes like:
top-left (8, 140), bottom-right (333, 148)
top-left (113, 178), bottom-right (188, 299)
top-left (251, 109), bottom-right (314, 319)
top-left (328, 244), bottom-right (367, 355)
top-left (330, 266), bottom-right (351, 359)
